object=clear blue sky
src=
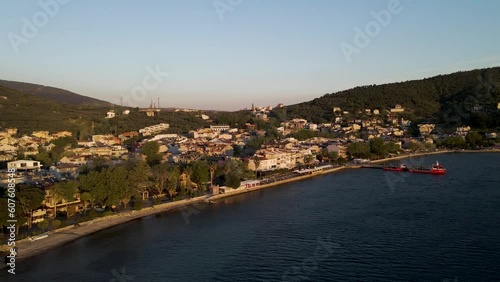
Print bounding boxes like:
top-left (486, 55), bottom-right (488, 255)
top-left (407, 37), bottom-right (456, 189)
top-left (1, 0), bottom-right (500, 110)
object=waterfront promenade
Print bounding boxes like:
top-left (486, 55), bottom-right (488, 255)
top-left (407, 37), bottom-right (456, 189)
top-left (6, 195), bottom-right (209, 262)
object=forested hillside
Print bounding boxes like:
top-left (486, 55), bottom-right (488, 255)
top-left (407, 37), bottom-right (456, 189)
top-left (284, 67), bottom-right (500, 129)
top-left (0, 85), bottom-right (209, 137)
top-left (0, 79), bottom-right (112, 106)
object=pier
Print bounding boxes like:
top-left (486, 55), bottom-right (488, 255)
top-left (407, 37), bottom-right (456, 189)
top-left (360, 164), bottom-right (384, 169)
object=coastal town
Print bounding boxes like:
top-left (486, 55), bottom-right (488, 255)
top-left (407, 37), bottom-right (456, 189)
top-left (2, 1), bottom-right (499, 278)
top-left (0, 102), bottom-right (499, 264)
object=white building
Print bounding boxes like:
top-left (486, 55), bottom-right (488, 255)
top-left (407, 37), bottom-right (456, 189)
top-left (139, 123), bottom-right (170, 136)
top-left (8, 160), bottom-right (42, 171)
top-left (106, 110), bottom-right (116, 119)
top-left (210, 125), bottom-right (230, 132)
top-left (250, 149), bottom-right (311, 172)
top-left (456, 126), bottom-right (471, 137)
top-left (485, 132), bottom-right (497, 139)
top-left (305, 123), bottom-right (318, 131)
top-left (148, 134), bottom-right (179, 142)
top-left (390, 105), bottom-right (405, 113)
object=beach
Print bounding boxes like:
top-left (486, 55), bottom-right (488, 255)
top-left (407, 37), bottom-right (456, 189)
top-left (3, 149), bottom-right (499, 262)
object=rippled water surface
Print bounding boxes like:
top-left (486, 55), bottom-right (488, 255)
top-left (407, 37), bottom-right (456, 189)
top-left (6, 153), bottom-right (500, 281)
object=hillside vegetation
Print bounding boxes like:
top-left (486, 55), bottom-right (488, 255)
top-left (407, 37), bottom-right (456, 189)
top-left (0, 79), bottom-right (112, 107)
top-left (284, 67), bottom-right (500, 129)
top-left (2, 67), bottom-right (499, 137)
top-left (0, 85), bottom-right (208, 137)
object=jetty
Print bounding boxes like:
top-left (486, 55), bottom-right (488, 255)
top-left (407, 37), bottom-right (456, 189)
top-left (361, 164), bottom-right (384, 169)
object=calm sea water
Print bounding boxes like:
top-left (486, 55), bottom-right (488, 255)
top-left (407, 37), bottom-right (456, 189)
top-left (4, 153), bottom-right (500, 282)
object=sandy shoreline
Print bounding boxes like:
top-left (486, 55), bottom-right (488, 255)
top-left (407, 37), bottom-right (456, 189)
top-left (2, 149), bottom-right (498, 262)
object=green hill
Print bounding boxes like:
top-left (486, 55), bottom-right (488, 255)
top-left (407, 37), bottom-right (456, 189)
top-left (0, 79), bottom-right (112, 107)
top-left (283, 67), bottom-right (500, 129)
top-left (0, 85), bottom-right (208, 137)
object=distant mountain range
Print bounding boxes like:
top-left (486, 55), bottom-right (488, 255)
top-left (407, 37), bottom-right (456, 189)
top-left (0, 79), bottom-right (112, 107)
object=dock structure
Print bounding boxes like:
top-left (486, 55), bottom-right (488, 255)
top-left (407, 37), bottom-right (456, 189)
top-left (361, 164), bottom-right (384, 169)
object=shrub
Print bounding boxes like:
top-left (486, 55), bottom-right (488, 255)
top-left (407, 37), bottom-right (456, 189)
top-left (134, 199), bottom-right (144, 210)
top-left (51, 220), bottom-right (62, 230)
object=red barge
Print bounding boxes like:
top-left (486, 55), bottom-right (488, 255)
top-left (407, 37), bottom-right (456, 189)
top-left (409, 161), bottom-right (446, 175)
top-left (383, 161), bottom-right (446, 175)
top-left (382, 164), bottom-right (408, 172)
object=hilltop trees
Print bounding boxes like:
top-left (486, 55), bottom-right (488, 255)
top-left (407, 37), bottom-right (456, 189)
top-left (284, 67), bottom-right (500, 127)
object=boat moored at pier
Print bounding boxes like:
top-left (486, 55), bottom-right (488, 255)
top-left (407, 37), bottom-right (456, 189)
top-left (383, 164), bottom-right (408, 172)
top-left (381, 161), bottom-right (446, 175)
top-left (409, 161), bottom-right (446, 175)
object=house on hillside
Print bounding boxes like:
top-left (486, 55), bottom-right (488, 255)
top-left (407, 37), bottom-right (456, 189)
top-left (390, 105), bottom-right (405, 113)
top-left (418, 124), bottom-right (435, 135)
top-left (456, 126), bottom-right (471, 137)
top-left (52, 131), bottom-right (73, 138)
top-left (8, 160), bottom-right (42, 171)
top-left (106, 110), bottom-right (116, 119)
